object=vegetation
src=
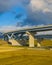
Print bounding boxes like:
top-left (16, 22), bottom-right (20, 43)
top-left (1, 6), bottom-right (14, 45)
top-left (0, 40), bottom-right (51, 65)
top-left (0, 48), bottom-right (51, 65)
top-left (34, 39), bottom-right (52, 47)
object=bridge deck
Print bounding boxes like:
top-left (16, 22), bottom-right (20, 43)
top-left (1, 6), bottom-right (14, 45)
top-left (4, 25), bottom-right (52, 34)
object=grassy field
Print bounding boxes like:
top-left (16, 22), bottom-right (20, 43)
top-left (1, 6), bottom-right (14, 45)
top-left (0, 40), bottom-right (52, 65)
top-left (34, 39), bottom-right (52, 46)
top-left (0, 47), bottom-right (52, 65)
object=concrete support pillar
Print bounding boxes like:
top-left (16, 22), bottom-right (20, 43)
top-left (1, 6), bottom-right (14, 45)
top-left (6, 33), bottom-right (21, 46)
top-left (26, 31), bottom-right (36, 47)
top-left (9, 39), bottom-right (22, 46)
top-left (37, 38), bottom-right (42, 47)
top-left (37, 43), bottom-right (41, 47)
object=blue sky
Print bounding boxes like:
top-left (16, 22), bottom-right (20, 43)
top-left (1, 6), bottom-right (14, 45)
top-left (0, 6), bottom-right (27, 26)
top-left (0, 0), bottom-right (52, 30)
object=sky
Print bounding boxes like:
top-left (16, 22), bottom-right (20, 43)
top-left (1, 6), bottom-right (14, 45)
top-left (0, 0), bottom-right (52, 32)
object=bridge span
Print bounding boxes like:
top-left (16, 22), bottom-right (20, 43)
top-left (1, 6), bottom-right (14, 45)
top-left (3, 25), bottom-right (52, 47)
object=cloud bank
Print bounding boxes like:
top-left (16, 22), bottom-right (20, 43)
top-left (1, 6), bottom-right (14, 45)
top-left (0, 0), bottom-right (52, 25)
top-left (26, 0), bottom-right (52, 25)
top-left (30, 0), bottom-right (52, 13)
top-left (0, 0), bottom-right (52, 32)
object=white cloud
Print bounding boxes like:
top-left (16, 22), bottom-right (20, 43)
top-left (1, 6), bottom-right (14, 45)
top-left (37, 31), bottom-right (52, 35)
top-left (0, 26), bottom-right (18, 32)
top-left (46, 0), bottom-right (52, 3)
top-left (0, 25), bottom-right (33, 33)
top-left (43, 8), bottom-right (52, 13)
top-left (29, 0), bottom-right (52, 13)
top-left (30, 0), bottom-right (45, 10)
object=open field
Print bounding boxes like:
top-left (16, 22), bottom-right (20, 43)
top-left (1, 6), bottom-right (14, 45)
top-left (0, 47), bottom-right (52, 65)
top-left (0, 40), bottom-right (52, 65)
top-left (34, 39), bottom-right (52, 46)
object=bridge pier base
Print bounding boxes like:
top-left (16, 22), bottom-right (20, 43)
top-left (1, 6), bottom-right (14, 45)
top-left (37, 43), bottom-right (41, 47)
top-left (9, 39), bottom-right (22, 46)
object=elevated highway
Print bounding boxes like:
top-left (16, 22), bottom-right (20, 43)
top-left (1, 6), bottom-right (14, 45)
top-left (3, 25), bottom-right (52, 47)
top-left (3, 25), bottom-right (52, 33)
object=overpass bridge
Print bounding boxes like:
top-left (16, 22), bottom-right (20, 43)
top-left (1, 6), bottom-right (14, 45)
top-left (3, 25), bottom-right (52, 47)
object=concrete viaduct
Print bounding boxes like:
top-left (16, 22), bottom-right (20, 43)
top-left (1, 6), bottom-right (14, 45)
top-left (3, 25), bottom-right (52, 47)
